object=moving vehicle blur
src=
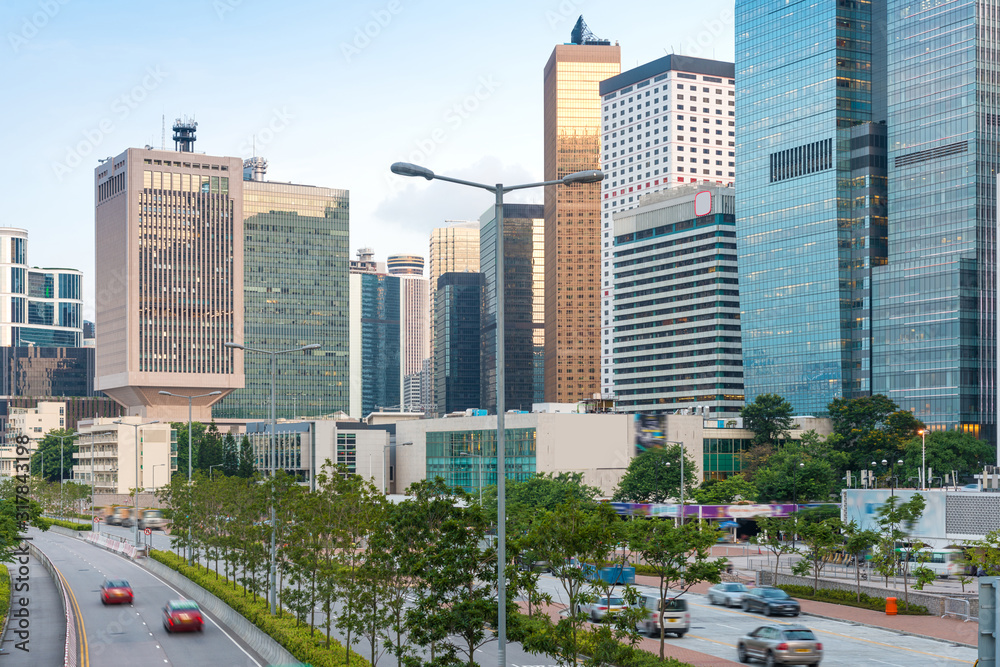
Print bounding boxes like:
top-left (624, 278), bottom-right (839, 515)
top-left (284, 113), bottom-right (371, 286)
top-left (138, 508), bottom-right (167, 530)
top-left (708, 582), bottom-right (750, 607)
top-left (736, 623), bottom-right (822, 665)
top-left (100, 579), bottom-right (133, 605)
top-left (163, 599), bottom-right (204, 633)
top-left (577, 595), bottom-right (627, 622)
top-left (636, 594), bottom-right (689, 637)
top-left (741, 587), bottom-right (800, 617)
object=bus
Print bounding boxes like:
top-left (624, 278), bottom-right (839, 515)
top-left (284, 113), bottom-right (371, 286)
top-left (896, 547), bottom-right (963, 578)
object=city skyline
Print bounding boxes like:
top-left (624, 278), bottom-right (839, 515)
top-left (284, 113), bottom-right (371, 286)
top-left (1, 0), bottom-right (737, 321)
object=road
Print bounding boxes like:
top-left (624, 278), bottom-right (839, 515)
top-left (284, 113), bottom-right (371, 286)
top-left (534, 575), bottom-right (978, 667)
top-left (29, 528), bottom-right (268, 667)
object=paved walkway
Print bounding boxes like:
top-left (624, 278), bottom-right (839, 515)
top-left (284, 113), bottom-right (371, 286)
top-left (0, 551), bottom-right (66, 665)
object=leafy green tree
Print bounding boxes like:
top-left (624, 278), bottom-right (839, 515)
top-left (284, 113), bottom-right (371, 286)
top-left (629, 519), bottom-right (726, 659)
top-left (843, 520), bottom-right (879, 601)
top-left (481, 471), bottom-right (600, 524)
top-left (222, 433), bottom-right (238, 477)
top-left (171, 421), bottom-right (208, 479)
top-left (826, 395), bottom-right (924, 472)
top-left (753, 438), bottom-right (839, 503)
top-left (901, 430), bottom-right (994, 485)
top-left (752, 516), bottom-right (802, 581)
top-left (612, 444), bottom-right (697, 504)
top-left (198, 421), bottom-right (224, 471)
top-left (873, 493), bottom-right (926, 607)
top-left (740, 393), bottom-right (794, 446)
top-left (238, 436), bottom-right (255, 478)
top-left (691, 473), bottom-right (757, 505)
top-left (0, 478), bottom-right (48, 562)
top-left (790, 518), bottom-right (843, 594)
top-left (29, 429), bottom-right (77, 483)
top-left (967, 529), bottom-right (1000, 577)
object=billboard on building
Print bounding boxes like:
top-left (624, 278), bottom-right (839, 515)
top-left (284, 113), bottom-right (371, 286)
top-left (635, 413), bottom-right (665, 456)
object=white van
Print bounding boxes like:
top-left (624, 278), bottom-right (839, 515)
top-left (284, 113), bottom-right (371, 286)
top-left (636, 594), bottom-right (690, 638)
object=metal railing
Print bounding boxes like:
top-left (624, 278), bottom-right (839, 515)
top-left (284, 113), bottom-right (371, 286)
top-left (942, 596), bottom-right (977, 622)
top-left (26, 542), bottom-right (78, 667)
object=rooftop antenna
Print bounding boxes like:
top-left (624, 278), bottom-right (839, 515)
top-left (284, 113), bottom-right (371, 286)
top-left (172, 117), bottom-right (198, 152)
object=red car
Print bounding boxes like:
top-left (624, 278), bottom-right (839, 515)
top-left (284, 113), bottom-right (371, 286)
top-left (100, 579), bottom-right (133, 605)
top-left (162, 600), bottom-right (204, 633)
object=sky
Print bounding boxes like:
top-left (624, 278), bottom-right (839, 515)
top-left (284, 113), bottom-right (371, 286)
top-left (0, 0), bottom-right (736, 320)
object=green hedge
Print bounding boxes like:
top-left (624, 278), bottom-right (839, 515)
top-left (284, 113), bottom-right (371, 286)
top-left (41, 518), bottom-right (92, 531)
top-left (150, 550), bottom-right (370, 667)
top-left (0, 564), bottom-right (9, 634)
top-left (777, 584), bottom-right (930, 615)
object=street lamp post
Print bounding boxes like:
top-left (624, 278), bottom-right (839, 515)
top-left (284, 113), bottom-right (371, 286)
top-left (662, 440), bottom-right (686, 524)
top-left (159, 390), bottom-right (223, 565)
top-left (918, 429), bottom-right (927, 490)
top-left (459, 450), bottom-right (483, 505)
top-left (383, 442), bottom-right (413, 494)
top-left (113, 419), bottom-right (159, 548)
top-left (391, 161), bottom-right (603, 667)
top-left (55, 433), bottom-right (77, 520)
top-left (879, 458), bottom-right (904, 497)
top-left (223, 342), bottom-right (320, 616)
top-left (151, 463), bottom-right (166, 493)
top-left (209, 463), bottom-right (223, 480)
top-left (791, 461), bottom-right (804, 548)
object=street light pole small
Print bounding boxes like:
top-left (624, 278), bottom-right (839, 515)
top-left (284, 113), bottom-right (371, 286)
top-left (209, 463), bottom-right (223, 480)
top-left (918, 429), bottom-right (926, 490)
top-left (152, 463), bottom-right (166, 493)
top-left (55, 433), bottom-right (77, 520)
top-left (113, 419), bottom-right (159, 548)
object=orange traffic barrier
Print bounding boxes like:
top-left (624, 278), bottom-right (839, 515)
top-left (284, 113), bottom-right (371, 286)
top-left (885, 597), bottom-right (897, 615)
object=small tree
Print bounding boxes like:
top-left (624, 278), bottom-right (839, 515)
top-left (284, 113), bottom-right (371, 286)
top-left (752, 515), bottom-right (802, 581)
top-left (842, 520), bottom-right (879, 601)
top-left (790, 518), bottom-right (843, 594)
top-left (874, 493), bottom-right (926, 607)
top-left (612, 444), bottom-right (697, 504)
top-left (966, 529), bottom-right (1000, 577)
top-left (237, 436), bottom-right (255, 478)
top-left (630, 519), bottom-right (726, 659)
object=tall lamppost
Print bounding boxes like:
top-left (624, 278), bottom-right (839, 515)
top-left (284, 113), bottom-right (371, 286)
top-left (54, 433), bottom-right (77, 520)
top-left (880, 458), bottom-right (904, 497)
top-left (459, 450), bottom-right (483, 505)
top-left (663, 440), bottom-right (687, 524)
top-left (151, 463), bottom-right (166, 493)
top-left (918, 429), bottom-right (927, 490)
top-left (791, 461), bottom-right (804, 548)
top-left (159, 390), bottom-right (223, 565)
top-left (383, 441), bottom-right (413, 494)
top-left (391, 161), bottom-right (603, 667)
top-left (223, 341), bottom-right (320, 616)
top-left (209, 463), bottom-right (224, 480)
top-left (113, 419), bottom-right (159, 547)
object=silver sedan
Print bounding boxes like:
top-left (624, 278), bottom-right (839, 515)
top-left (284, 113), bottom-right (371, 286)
top-left (707, 582), bottom-right (750, 607)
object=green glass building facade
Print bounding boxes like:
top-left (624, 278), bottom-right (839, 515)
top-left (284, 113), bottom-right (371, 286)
top-left (425, 427), bottom-right (537, 496)
top-left (214, 180), bottom-right (350, 419)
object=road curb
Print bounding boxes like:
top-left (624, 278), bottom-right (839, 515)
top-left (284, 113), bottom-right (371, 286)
top-left (797, 609), bottom-right (978, 649)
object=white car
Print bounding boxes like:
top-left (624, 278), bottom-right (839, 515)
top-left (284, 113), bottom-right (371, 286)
top-left (577, 595), bottom-right (627, 622)
top-left (707, 582), bottom-right (749, 607)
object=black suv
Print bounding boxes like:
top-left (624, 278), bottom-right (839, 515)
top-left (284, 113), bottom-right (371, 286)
top-left (741, 586), bottom-right (800, 617)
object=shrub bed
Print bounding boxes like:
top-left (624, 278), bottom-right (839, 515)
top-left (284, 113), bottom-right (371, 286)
top-left (0, 564), bottom-right (9, 633)
top-left (41, 518), bottom-right (92, 531)
top-left (778, 584), bottom-right (930, 615)
top-left (150, 550), bottom-right (370, 667)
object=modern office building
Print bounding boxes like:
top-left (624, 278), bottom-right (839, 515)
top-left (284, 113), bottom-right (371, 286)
top-left (542, 27), bottom-right (620, 403)
top-left (348, 269), bottom-right (401, 419)
top-left (434, 272), bottom-right (483, 415)
top-left (350, 247), bottom-right (380, 274)
top-left (598, 56), bottom-right (736, 397)
top-left (0, 346), bottom-right (98, 397)
top-left (94, 141), bottom-right (244, 422)
top-left (0, 228), bottom-right (84, 348)
top-left (428, 222), bottom-right (480, 414)
top-left (214, 162), bottom-right (350, 421)
top-left (387, 254), bottom-right (424, 276)
top-left (736, 1), bottom-right (996, 434)
top-left (72, 417), bottom-right (177, 494)
top-left (479, 203), bottom-right (545, 413)
top-left (611, 185), bottom-right (742, 417)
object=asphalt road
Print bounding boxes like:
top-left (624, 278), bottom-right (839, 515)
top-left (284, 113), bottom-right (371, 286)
top-left (534, 575), bottom-right (978, 667)
top-left (29, 528), bottom-right (268, 667)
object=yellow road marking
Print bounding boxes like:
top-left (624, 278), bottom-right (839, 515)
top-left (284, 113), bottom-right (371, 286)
top-left (53, 565), bottom-right (89, 667)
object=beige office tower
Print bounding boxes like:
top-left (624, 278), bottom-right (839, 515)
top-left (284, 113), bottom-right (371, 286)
top-left (427, 222), bottom-right (479, 413)
top-left (94, 141), bottom-right (244, 422)
top-left (542, 37), bottom-right (620, 402)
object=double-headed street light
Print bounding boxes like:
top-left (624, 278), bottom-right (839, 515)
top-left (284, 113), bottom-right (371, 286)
top-left (113, 419), bottom-right (159, 547)
top-left (159, 389), bottom-right (223, 565)
top-left (224, 341), bottom-right (320, 616)
top-left (391, 161), bottom-right (603, 666)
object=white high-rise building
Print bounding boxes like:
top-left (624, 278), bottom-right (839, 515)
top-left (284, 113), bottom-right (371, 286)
top-left (389, 255), bottom-right (430, 412)
top-left (599, 55), bottom-right (735, 398)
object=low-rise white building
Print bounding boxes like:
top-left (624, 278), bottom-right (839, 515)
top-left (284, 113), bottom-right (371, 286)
top-left (0, 401), bottom-right (68, 477)
top-left (72, 417), bottom-right (177, 494)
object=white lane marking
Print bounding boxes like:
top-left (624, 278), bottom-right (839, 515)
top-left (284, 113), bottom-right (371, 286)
top-left (868, 661), bottom-right (907, 667)
top-left (36, 531), bottom-right (264, 667)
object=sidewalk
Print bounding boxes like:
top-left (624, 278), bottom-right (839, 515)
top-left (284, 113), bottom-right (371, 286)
top-left (0, 552), bottom-right (66, 665)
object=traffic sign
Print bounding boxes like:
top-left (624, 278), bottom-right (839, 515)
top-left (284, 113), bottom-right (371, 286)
top-left (94, 516), bottom-right (101, 522)
top-left (144, 528), bottom-right (151, 536)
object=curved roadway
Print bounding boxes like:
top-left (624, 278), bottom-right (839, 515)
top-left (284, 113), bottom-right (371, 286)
top-left (29, 528), bottom-right (267, 667)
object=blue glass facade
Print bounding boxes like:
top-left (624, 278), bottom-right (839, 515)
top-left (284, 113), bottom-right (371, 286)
top-left (434, 272), bottom-right (484, 414)
top-left (872, 0), bottom-right (994, 434)
top-left (738, 1), bottom-right (996, 433)
top-left (360, 272), bottom-right (400, 418)
top-left (425, 427), bottom-right (537, 496)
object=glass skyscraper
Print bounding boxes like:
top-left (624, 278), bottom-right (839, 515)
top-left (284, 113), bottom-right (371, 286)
top-left (737, 1), bottom-right (996, 434)
top-left (359, 272), bottom-right (400, 418)
top-left (479, 203), bottom-right (545, 413)
top-left (214, 178), bottom-right (350, 420)
top-left (434, 272), bottom-right (483, 415)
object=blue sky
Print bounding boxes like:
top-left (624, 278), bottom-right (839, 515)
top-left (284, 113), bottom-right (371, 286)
top-left (0, 0), bottom-right (735, 319)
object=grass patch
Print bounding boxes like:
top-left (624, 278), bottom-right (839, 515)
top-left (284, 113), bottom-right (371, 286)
top-left (150, 550), bottom-right (370, 667)
top-left (41, 518), bottom-right (92, 531)
top-left (777, 584), bottom-right (930, 615)
top-left (0, 564), bottom-right (9, 633)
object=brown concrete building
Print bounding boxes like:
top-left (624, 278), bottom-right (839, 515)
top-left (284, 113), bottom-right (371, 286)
top-left (543, 40), bottom-right (620, 402)
top-left (94, 144), bottom-right (244, 421)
